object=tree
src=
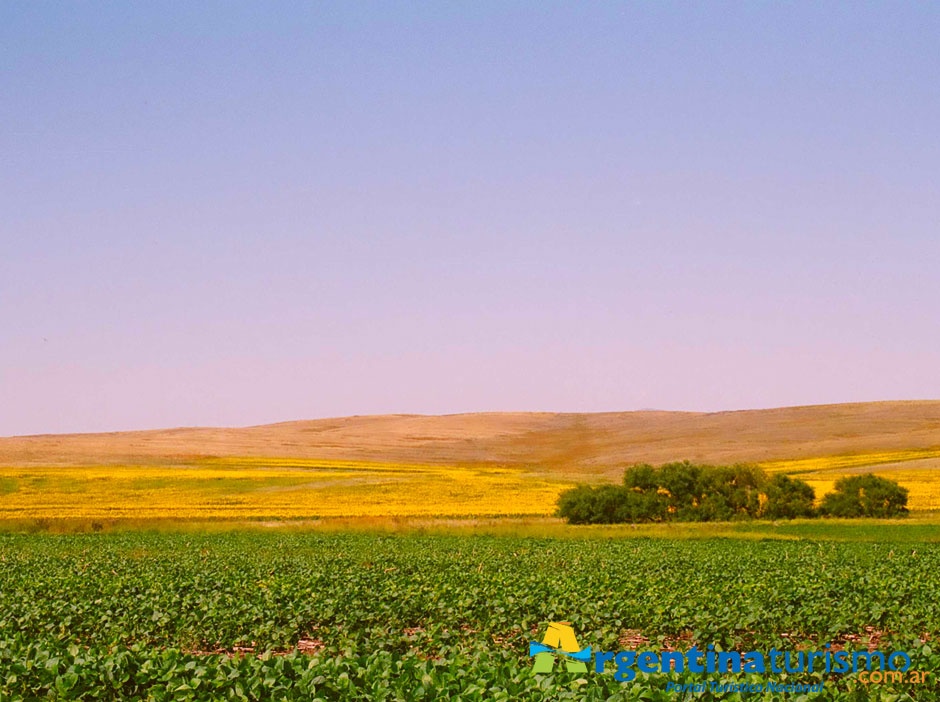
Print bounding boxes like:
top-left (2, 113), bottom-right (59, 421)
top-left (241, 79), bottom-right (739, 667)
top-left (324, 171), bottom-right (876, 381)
top-left (763, 474), bottom-right (815, 519)
top-left (819, 474), bottom-right (908, 518)
top-left (556, 484), bottom-right (665, 524)
top-left (557, 463), bottom-right (906, 525)
top-left (623, 464), bottom-right (659, 492)
top-left (591, 485), bottom-right (632, 524)
top-left (656, 462), bottom-right (708, 520)
top-left (615, 489), bottom-right (666, 523)
top-left (556, 485), bottom-right (601, 524)
top-left (700, 464), bottom-right (766, 520)
top-left (622, 464), bottom-right (669, 520)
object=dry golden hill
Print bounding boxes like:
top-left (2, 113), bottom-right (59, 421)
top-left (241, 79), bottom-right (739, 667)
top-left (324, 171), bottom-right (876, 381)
top-left (3, 400), bottom-right (940, 474)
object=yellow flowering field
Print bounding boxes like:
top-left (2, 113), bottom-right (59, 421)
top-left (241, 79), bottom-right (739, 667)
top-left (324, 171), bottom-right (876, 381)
top-left (759, 448), bottom-right (940, 474)
top-left (760, 450), bottom-right (940, 511)
top-left (2, 448), bottom-right (939, 521)
top-left (0, 458), bottom-right (571, 520)
top-left (793, 469), bottom-right (940, 512)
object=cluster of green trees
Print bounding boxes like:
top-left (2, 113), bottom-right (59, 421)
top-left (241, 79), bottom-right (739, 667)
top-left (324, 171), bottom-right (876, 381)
top-left (557, 462), bottom-right (909, 524)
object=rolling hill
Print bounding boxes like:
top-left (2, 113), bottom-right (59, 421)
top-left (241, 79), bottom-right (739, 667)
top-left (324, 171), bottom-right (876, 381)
top-left (3, 400), bottom-right (940, 474)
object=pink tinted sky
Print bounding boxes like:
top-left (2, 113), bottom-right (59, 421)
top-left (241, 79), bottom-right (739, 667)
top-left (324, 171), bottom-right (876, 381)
top-left (2, 2), bottom-right (939, 435)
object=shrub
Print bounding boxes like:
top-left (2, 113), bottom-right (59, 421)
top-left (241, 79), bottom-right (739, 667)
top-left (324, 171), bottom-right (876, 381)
top-left (763, 474), bottom-right (816, 519)
top-left (558, 463), bottom-right (909, 524)
top-left (656, 462), bottom-right (708, 520)
top-left (589, 485), bottom-right (631, 524)
top-left (819, 474), bottom-right (909, 518)
top-left (629, 462), bottom-right (767, 522)
top-left (701, 464), bottom-right (766, 520)
top-left (564, 461), bottom-right (771, 524)
top-left (556, 484), bottom-right (665, 524)
top-left (623, 463), bottom-right (659, 492)
top-left (556, 485), bottom-right (602, 525)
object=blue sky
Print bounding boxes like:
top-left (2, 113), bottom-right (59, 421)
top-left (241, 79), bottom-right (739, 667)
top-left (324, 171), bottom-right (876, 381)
top-left (2, 2), bottom-right (939, 434)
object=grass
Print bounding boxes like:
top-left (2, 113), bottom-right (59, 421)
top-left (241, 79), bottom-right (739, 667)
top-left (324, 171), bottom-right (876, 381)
top-left (3, 514), bottom-right (940, 543)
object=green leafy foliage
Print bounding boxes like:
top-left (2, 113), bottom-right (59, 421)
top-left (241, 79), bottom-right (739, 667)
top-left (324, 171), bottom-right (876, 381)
top-left (560, 463), bottom-right (908, 525)
top-left (561, 462), bottom-right (808, 524)
top-left (820, 474), bottom-right (910, 518)
top-left (0, 532), bottom-right (936, 700)
top-left (764, 475), bottom-right (817, 519)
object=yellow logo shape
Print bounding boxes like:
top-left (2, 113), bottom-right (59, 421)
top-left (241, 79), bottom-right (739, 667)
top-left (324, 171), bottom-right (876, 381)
top-left (531, 622), bottom-right (589, 673)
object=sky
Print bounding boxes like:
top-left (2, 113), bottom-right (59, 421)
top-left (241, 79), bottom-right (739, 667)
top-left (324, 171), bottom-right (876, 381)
top-left (2, 2), bottom-right (939, 435)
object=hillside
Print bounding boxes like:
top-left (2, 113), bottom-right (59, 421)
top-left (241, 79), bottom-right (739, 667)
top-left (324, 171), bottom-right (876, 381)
top-left (3, 400), bottom-right (940, 473)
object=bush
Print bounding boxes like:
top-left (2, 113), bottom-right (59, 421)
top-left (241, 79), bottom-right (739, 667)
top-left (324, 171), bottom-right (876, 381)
top-left (561, 461), bottom-right (771, 524)
top-left (626, 461), bottom-right (767, 522)
top-left (556, 485), bottom-right (602, 525)
top-left (819, 474), bottom-right (909, 518)
top-left (558, 463), bottom-right (908, 524)
top-left (556, 484), bottom-right (664, 524)
top-left (701, 464), bottom-right (766, 520)
top-left (763, 474), bottom-right (816, 519)
top-left (623, 463), bottom-right (659, 492)
top-left (656, 462), bottom-right (707, 520)
top-left (589, 485), bottom-right (631, 524)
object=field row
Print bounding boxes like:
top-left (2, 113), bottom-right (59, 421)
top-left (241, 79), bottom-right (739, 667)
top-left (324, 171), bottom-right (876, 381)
top-left (1, 531), bottom-right (938, 700)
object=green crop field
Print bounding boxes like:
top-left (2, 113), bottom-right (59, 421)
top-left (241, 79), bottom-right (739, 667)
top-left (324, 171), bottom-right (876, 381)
top-left (1, 530), bottom-right (938, 701)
